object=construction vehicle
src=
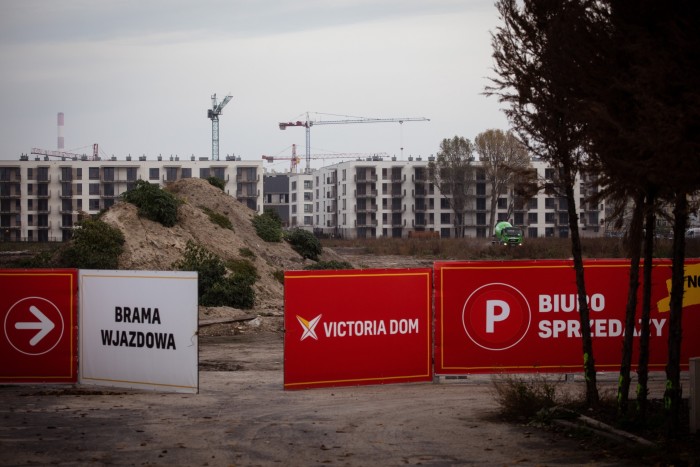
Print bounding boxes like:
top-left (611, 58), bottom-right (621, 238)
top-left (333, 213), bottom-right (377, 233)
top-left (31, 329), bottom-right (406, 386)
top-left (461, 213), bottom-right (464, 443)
top-left (493, 221), bottom-right (523, 246)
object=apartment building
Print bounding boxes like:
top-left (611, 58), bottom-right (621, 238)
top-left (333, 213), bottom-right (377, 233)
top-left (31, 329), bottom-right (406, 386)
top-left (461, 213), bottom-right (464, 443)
top-left (303, 157), bottom-right (604, 239)
top-left (0, 155), bottom-right (263, 242)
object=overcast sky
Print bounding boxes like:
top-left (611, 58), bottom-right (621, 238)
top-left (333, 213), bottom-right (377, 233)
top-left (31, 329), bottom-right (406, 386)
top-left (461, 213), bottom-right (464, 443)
top-left (0, 0), bottom-right (509, 170)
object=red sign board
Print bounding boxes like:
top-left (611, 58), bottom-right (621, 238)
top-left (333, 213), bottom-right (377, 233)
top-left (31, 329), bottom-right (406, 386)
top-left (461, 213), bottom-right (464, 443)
top-left (284, 268), bottom-right (433, 389)
top-left (435, 259), bottom-right (700, 374)
top-left (0, 269), bottom-right (78, 383)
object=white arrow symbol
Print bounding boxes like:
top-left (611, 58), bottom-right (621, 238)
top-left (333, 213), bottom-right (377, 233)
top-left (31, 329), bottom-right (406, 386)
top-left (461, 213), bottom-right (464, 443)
top-left (15, 305), bottom-right (55, 346)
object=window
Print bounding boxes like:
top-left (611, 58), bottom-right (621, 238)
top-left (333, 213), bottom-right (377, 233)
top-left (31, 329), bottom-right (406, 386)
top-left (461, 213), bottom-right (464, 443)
top-left (27, 199), bottom-right (33, 211)
top-left (545, 168), bottom-right (555, 180)
top-left (104, 198), bottom-right (115, 209)
top-left (165, 167), bottom-right (178, 182)
top-left (497, 198), bottom-right (508, 209)
top-left (27, 184), bottom-right (33, 195)
top-left (497, 212), bottom-right (509, 221)
top-left (89, 199), bottom-right (100, 210)
top-left (77, 184), bottom-right (82, 195)
top-left (149, 168), bottom-right (159, 180)
top-left (89, 183), bottom-right (100, 195)
top-left (291, 193), bottom-right (296, 202)
top-left (440, 198), bottom-right (450, 209)
top-left (291, 205), bottom-right (297, 214)
top-left (103, 184), bottom-right (115, 197)
top-left (212, 167), bottom-right (225, 180)
top-left (476, 183), bottom-right (486, 196)
top-left (476, 198), bottom-right (486, 210)
top-left (181, 168), bottom-right (192, 179)
top-left (89, 167), bottom-right (100, 180)
top-left (545, 212), bottom-right (556, 223)
top-left (304, 204), bottom-right (313, 213)
top-left (514, 212), bottom-right (524, 225)
top-left (304, 216), bottom-right (312, 225)
top-left (199, 168), bottom-right (210, 179)
top-left (304, 180), bottom-right (312, 189)
top-left (528, 198), bottom-right (538, 210)
top-left (528, 212), bottom-right (538, 224)
top-left (27, 168), bottom-right (33, 180)
top-left (76, 168), bottom-right (82, 180)
top-left (545, 198), bottom-right (556, 209)
top-left (528, 227), bottom-right (538, 238)
top-left (440, 213), bottom-right (451, 224)
top-left (476, 213), bottom-right (486, 225)
top-left (103, 167), bottom-right (114, 181)
top-left (303, 192), bottom-right (312, 201)
top-left (291, 181), bottom-right (297, 190)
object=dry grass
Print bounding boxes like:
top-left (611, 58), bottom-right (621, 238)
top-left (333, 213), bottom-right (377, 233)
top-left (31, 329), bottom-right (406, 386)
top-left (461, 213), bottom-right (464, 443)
top-left (322, 236), bottom-right (700, 260)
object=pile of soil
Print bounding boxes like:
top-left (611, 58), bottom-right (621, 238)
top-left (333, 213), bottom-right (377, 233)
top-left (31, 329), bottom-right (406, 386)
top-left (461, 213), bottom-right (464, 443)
top-left (100, 177), bottom-right (348, 336)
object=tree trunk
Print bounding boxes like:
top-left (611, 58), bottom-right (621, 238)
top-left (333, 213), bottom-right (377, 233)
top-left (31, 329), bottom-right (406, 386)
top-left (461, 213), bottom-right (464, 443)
top-left (637, 189), bottom-right (656, 420)
top-left (563, 163), bottom-right (599, 405)
top-left (489, 184), bottom-right (498, 237)
top-left (665, 191), bottom-right (688, 435)
top-left (617, 192), bottom-right (644, 415)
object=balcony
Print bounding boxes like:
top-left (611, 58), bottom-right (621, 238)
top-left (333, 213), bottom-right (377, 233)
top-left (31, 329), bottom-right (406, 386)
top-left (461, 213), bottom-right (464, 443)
top-left (355, 205), bottom-right (378, 213)
top-left (36, 191), bottom-right (51, 199)
top-left (389, 190), bottom-right (405, 199)
top-left (236, 190), bottom-right (259, 199)
top-left (355, 190), bottom-right (378, 199)
top-left (36, 176), bottom-right (51, 183)
top-left (0, 221), bottom-right (21, 230)
top-left (355, 174), bottom-right (378, 183)
top-left (59, 223), bottom-right (75, 230)
top-left (390, 206), bottom-right (405, 213)
top-left (355, 219), bottom-right (378, 227)
top-left (37, 206), bottom-right (52, 214)
top-left (237, 174), bottom-right (260, 183)
top-left (0, 190), bottom-right (21, 199)
top-left (37, 222), bottom-right (52, 229)
top-left (389, 219), bottom-right (405, 227)
top-left (59, 191), bottom-right (74, 199)
top-left (100, 192), bottom-right (120, 199)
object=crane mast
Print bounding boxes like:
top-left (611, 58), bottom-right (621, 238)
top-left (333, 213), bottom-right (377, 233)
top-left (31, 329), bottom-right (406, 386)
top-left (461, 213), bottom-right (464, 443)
top-left (208, 93), bottom-right (233, 161)
top-left (279, 112), bottom-right (429, 173)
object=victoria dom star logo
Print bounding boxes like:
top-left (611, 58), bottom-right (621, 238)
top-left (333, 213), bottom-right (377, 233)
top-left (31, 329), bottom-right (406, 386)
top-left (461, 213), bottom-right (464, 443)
top-left (296, 314), bottom-right (322, 341)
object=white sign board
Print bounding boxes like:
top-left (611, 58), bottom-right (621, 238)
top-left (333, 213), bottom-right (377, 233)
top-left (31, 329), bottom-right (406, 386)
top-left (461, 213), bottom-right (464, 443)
top-left (79, 270), bottom-right (198, 393)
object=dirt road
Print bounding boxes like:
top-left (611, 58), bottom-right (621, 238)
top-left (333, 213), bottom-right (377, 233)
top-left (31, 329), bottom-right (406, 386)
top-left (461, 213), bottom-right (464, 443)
top-left (1, 331), bottom-right (637, 466)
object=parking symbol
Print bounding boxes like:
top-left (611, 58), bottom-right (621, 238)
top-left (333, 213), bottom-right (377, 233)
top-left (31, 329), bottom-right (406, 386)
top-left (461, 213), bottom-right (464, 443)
top-left (462, 283), bottom-right (531, 351)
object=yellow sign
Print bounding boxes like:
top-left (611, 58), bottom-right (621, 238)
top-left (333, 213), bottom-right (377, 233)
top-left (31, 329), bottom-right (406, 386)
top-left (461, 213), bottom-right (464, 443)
top-left (657, 263), bottom-right (700, 312)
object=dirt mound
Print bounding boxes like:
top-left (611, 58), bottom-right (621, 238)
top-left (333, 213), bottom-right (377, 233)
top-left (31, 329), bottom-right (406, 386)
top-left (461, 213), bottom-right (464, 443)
top-left (100, 178), bottom-right (346, 334)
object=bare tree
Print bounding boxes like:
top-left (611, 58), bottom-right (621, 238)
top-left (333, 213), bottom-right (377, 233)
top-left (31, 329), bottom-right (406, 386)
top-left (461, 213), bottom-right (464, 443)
top-left (474, 129), bottom-right (531, 235)
top-left (428, 136), bottom-right (475, 238)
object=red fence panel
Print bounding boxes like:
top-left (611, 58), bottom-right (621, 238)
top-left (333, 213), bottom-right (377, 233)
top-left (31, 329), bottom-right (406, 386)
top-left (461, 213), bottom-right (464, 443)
top-left (0, 269), bottom-right (78, 383)
top-left (435, 259), bottom-right (700, 375)
top-left (284, 268), bottom-right (433, 389)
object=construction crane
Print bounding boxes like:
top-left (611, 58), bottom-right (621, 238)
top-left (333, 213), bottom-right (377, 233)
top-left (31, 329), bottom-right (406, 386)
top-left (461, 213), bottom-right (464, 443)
top-left (279, 112), bottom-right (430, 173)
top-left (31, 144), bottom-right (99, 161)
top-left (208, 93), bottom-right (233, 161)
top-left (261, 144), bottom-right (388, 173)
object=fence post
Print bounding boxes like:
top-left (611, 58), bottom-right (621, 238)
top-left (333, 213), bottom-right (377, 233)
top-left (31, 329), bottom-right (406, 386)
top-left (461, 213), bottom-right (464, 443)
top-left (691, 357), bottom-right (700, 434)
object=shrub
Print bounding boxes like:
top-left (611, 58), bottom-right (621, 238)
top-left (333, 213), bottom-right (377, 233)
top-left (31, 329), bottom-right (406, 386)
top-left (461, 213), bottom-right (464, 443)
top-left (303, 260), bottom-right (353, 270)
top-left (206, 176), bottom-right (225, 191)
top-left (285, 228), bottom-right (322, 261)
top-left (239, 247), bottom-right (255, 259)
top-left (492, 375), bottom-right (561, 420)
top-left (172, 241), bottom-right (226, 296)
top-left (201, 206), bottom-right (233, 230)
top-left (122, 180), bottom-right (180, 227)
top-left (172, 241), bottom-right (256, 309)
top-left (252, 210), bottom-right (283, 242)
top-left (225, 258), bottom-right (259, 282)
top-left (200, 275), bottom-right (255, 309)
top-left (272, 270), bottom-right (284, 284)
top-left (59, 219), bottom-right (125, 269)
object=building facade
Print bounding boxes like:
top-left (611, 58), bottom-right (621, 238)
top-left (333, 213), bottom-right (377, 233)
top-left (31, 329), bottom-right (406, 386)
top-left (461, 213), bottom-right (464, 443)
top-left (0, 155), bottom-right (263, 242)
top-left (291, 157), bottom-right (604, 239)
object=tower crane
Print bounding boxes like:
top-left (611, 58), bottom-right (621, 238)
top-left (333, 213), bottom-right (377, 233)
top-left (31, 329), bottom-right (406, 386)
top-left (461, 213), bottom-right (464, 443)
top-left (279, 112), bottom-right (429, 173)
top-left (261, 144), bottom-right (389, 173)
top-left (208, 93), bottom-right (233, 161)
top-left (31, 144), bottom-right (99, 161)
